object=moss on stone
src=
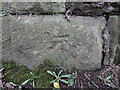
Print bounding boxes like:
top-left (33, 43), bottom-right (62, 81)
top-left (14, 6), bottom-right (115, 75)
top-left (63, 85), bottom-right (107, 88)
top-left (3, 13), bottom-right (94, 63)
top-left (2, 60), bottom-right (55, 88)
top-left (37, 59), bottom-right (54, 72)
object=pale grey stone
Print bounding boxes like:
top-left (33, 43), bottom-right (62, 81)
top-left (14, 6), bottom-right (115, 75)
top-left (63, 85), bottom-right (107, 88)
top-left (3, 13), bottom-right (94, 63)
top-left (108, 16), bottom-right (119, 64)
top-left (2, 2), bottom-right (65, 14)
top-left (113, 16), bottom-right (120, 65)
top-left (2, 15), bottom-right (105, 70)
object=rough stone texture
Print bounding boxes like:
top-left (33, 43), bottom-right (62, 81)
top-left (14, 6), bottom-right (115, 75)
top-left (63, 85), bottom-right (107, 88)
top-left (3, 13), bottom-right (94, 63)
top-left (108, 16), bottom-right (119, 64)
top-left (2, 2), bottom-right (65, 14)
top-left (0, 1), bottom-right (2, 68)
top-left (108, 16), bottom-right (120, 65)
top-left (115, 46), bottom-right (120, 65)
top-left (2, 16), bottom-right (12, 61)
top-left (0, 2), bottom-right (1, 11)
top-left (114, 16), bottom-right (120, 65)
top-left (2, 15), bottom-right (105, 70)
top-left (3, 16), bottom-right (105, 70)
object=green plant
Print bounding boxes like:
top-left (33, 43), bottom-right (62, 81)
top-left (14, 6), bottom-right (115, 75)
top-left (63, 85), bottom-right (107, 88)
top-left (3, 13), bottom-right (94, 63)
top-left (47, 70), bottom-right (74, 87)
top-left (9, 79), bottom-right (30, 90)
top-left (3, 61), bottom-right (53, 88)
top-left (97, 75), bottom-right (112, 87)
top-left (28, 72), bottom-right (39, 88)
top-left (9, 72), bottom-right (38, 89)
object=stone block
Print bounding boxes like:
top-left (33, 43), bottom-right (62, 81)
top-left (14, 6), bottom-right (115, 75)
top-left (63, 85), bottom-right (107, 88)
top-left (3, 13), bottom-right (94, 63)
top-left (2, 15), bottom-right (105, 70)
top-left (2, 2), bottom-right (65, 14)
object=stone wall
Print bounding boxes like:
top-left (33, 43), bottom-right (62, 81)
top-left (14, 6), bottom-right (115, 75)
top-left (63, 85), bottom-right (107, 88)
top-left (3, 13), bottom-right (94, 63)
top-left (1, 2), bottom-right (120, 70)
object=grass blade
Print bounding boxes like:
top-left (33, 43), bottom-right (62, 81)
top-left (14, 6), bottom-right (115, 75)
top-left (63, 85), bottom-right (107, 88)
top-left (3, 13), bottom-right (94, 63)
top-left (68, 78), bottom-right (74, 86)
top-left (106, 80), bottom-right (111, 82)
top-left (97, 76), bottom-right (103, 80)
top-left (50, 79), bottom-right (56, 83)
top-left (53, 72), bottom-right (57, 77)
top-left (21, 78), bottom-right (31, 85)
top-left (106, 83), bottom-right (111, 87)
top-left (58, 70), bottom-right (63, 76)
top-left (9, 82), bottom-right (17, 86)
top-left (105, 76), bottom-right (112, 80)
top-left (32, 81), bottom-right (35, 88)
top-left (47, 70), bottom-right (55, 76)
top-left (30, 72), bottom-right (33, 75)
top-left (60, 74), bottom-right (72, 78)
top-left (60, 79), bottom-right (68, 84)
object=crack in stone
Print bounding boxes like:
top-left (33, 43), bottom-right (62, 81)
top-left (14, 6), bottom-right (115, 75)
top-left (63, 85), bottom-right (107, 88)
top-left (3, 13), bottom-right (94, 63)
top-left (101, 14), bottom-right (111, 66)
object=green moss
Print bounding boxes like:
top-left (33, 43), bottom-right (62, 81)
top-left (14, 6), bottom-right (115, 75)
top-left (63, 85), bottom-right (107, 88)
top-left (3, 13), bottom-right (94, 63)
top-left (37, 59), bottom-right (54, 73)
top-left (3, 61), bottom-right (31, 84)
top-left (35, 73), bottom-right (53, 88)
top-left (2, 60), bottom-right (55, 88)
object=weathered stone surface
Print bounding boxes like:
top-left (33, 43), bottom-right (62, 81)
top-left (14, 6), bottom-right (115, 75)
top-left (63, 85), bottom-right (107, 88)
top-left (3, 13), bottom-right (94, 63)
top-left (2, 16), bottom-right (12, 61)
top-left (115, 46), bottom-right (120, 65)
top-left (108, 16), bottom-right (119, 64)
top-left (118, 16), bottom-right (120, 48)
top-left (114, 16), bottom-right (120, 65)
top-left (0, 1), bottom-right (2, 68)
top-left (2, 15), bottom-right (105, 70)
top-left (2, 2), bottom-right (65, 14)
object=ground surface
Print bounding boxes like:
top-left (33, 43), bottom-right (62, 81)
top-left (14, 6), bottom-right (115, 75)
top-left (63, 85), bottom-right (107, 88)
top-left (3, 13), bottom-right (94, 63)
top-left (1, 61), bottom-right (120, 89)
top-left (61, 65), bottom-right (120, 89)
